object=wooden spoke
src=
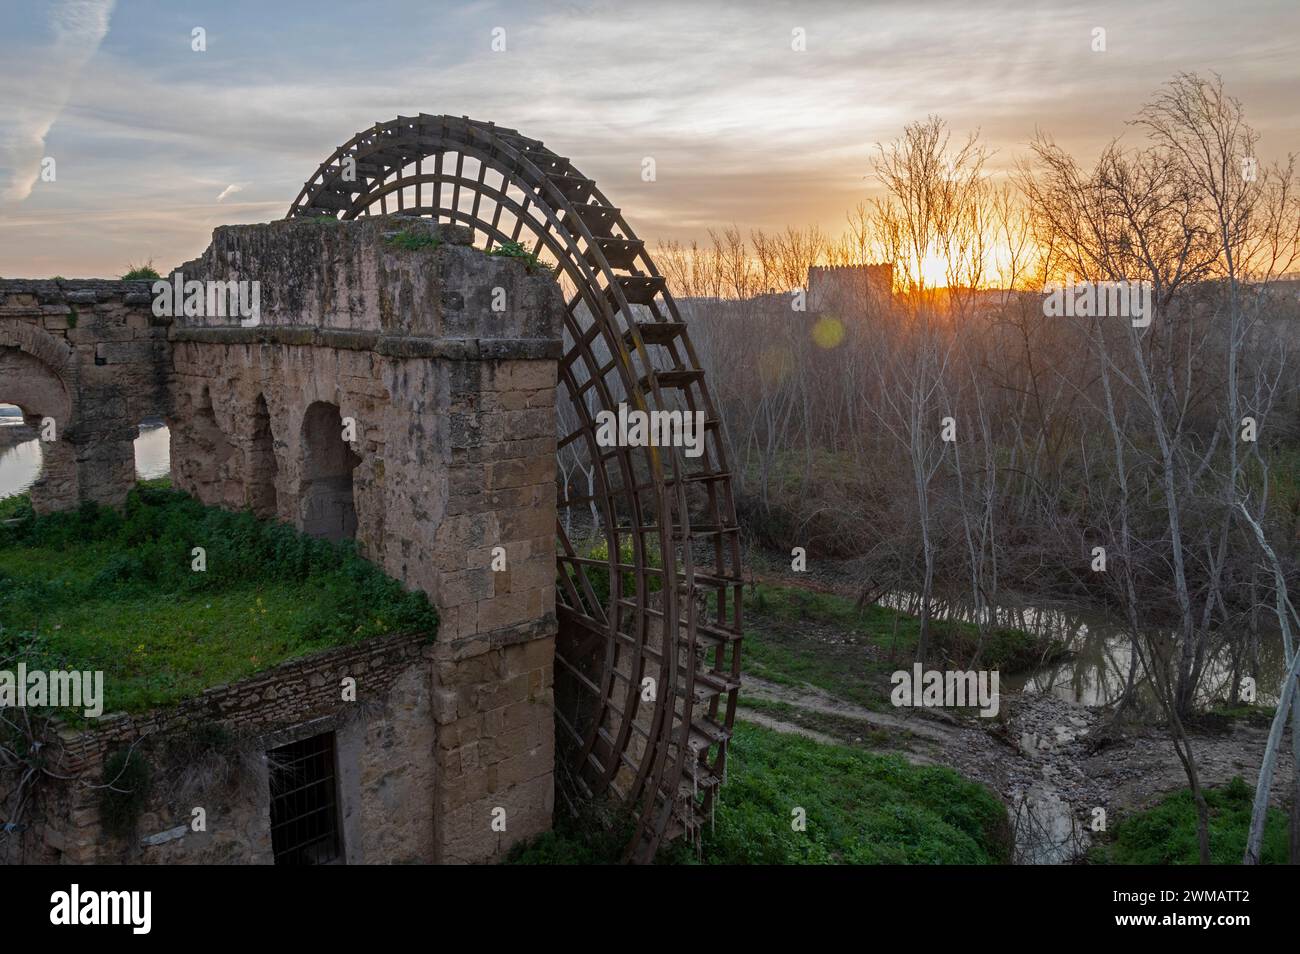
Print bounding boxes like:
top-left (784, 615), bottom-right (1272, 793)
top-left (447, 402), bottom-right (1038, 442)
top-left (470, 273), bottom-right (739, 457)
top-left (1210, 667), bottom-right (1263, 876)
top-left (289, 115), bottom-right (743, 862)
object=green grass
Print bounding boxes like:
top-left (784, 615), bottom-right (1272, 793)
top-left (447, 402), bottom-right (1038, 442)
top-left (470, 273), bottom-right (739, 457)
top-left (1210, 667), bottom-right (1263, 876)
top-left (0, 493), bottom-right (32, 521)
top-left (562, 535), bottom-right (662, 611)
top-left (505, 805), bottom-right (648, 865)
top-left (1244, 445), bottom-right (1300, 524)
top-left (1202, 702), bottom-right (1274, 728)
top-left (750, 582), bottom-right (1045, 665)
top-left (703, 722), bottom-right (1009, 863)
top-left (507, 720), bottom-right (1009, 864)
top-left (739, 448), bottom-right (861, 495)
top-left (1089, 777), bottom-right (1289, 864)
top-left (741, 616), bottom-right (894, 710)
top-left (736, 582), bottom-right (1052, 710)
top-left (0, 485), bottom-right (437, 718)
top-left (737, 696), bottom-right (895, 747)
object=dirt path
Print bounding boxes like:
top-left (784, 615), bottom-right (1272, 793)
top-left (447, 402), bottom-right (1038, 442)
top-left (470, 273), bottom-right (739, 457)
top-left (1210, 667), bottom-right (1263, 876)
top-left (741, 675), bottom-right (953, 743)
top-left (737, 709), bottom-right (841, 746)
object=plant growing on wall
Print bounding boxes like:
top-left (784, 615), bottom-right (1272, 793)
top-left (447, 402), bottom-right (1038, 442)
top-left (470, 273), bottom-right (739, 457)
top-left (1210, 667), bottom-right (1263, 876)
top-left (99, 747), bottom-right (151, 838)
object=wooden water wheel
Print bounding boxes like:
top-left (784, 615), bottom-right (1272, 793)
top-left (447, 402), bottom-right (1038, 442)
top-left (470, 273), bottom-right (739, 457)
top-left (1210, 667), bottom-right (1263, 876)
top-left (289, 115), bottom-right (743, 861)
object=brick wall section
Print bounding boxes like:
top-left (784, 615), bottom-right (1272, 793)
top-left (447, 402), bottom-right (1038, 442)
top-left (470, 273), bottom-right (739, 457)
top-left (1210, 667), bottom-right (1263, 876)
top-left (56, 633), bottom-right (429, 768)
top-left (3, 626), bottom-right (555, 865)
top-left (5, 633), bottom-right (431, 864)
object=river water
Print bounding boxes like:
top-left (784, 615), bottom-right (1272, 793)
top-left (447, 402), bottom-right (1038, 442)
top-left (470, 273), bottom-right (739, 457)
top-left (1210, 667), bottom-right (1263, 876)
top-left (879, 590), bottom-right (1286, 710)
top-left (0, 409), bottom-right (171, 500)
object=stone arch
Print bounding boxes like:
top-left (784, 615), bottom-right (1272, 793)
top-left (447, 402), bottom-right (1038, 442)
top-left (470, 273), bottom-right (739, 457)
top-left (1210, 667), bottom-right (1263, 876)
top-left (0, 319), bottom-right (75, 426)
top-left (299, 401), bottom-right (360, 542)
top-left (0, 319), bottom-right (78, 511)
top-left (0, 350), bottom-right (71, 424)
top-left (0, 319), bottom-right (76, 391)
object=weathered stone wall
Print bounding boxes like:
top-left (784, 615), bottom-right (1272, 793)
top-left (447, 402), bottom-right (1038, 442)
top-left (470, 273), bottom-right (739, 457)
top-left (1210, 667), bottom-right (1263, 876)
top-left (2, 633), bottom-right (435, 865)
top-left (3, 627), bottom-right (555, 865)
top-left (0, 280), bottom-right (169, 511)
top-left (166, 218), bottom-right (560, 861)
top-left (429, 628), bottom-right (555, 862)
top-left (169, 218), bottom-right (558, 616)
top-left (1, 217), bottom-right (562, 864)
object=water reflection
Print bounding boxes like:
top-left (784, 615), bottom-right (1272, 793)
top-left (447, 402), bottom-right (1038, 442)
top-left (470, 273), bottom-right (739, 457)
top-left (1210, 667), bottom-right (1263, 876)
top-left (0, 436), bottom-right (42, 498)
top-left (135, 419), bottom-right (171, 481)
top-left (0, 420), bottom-right (171, 500)
top-left (879, 590), bottom-right (1284, 710)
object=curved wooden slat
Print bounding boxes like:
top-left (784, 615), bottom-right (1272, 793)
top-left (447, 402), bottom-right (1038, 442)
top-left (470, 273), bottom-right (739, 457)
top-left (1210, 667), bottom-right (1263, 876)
top-left (288, 115), bottom-right (743, 861)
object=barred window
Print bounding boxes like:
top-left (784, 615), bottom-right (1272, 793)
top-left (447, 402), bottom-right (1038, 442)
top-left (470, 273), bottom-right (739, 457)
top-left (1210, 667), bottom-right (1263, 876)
top-left (268, 732), bottom-right (341, 865)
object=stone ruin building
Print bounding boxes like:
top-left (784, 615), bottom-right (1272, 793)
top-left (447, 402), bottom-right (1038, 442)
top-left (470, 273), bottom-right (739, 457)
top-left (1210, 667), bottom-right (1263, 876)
top-left (0, 116), bottom-right (744, 865)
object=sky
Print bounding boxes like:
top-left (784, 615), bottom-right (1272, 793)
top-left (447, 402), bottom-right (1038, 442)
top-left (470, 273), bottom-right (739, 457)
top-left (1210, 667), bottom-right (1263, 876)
top-left (1, 0), bottom-right (1297, 278)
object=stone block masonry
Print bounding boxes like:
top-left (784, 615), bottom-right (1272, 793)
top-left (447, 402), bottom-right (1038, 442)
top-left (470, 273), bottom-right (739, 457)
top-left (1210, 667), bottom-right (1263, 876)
top-left (12, 634), bottom-right (434, 864)
top-left (0, 278), bottom-right (168, 511)
top-left (0, 215), bottom-right (563, 864)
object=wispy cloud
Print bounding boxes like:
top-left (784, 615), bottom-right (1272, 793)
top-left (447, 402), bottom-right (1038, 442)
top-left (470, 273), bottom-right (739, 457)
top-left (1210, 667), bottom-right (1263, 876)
top-left (0, 0), bottom-right (1296, 277)
top-left (0, 0), bottom-right (114, 205)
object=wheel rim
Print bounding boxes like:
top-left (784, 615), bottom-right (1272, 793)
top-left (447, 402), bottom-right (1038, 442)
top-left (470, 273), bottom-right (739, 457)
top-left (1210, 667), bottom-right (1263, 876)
top-left (288, 115), bottom-right (743, 860)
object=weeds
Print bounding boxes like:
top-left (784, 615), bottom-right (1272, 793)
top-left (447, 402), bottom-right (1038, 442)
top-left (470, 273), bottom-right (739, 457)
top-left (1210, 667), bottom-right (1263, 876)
top-left (1089, 776), bottom-right (1289, 864)
top-left (488, 240), bottom-right (549, 273)
top-left (0, 485), bottom-right (438, 716)
top-left (121, 261), bottom-right (161, 280)
top-left (385, 228), bottom-right (441, 251)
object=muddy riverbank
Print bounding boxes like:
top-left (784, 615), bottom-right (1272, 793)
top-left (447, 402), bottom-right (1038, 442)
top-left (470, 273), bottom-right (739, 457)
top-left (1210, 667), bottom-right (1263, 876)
top-left (733, 549), bottom-right (1293, 863)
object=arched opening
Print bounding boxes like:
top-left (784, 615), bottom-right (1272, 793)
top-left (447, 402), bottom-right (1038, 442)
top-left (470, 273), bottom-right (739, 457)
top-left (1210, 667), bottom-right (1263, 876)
top-left (133, 416), bottom-right (171, 483)
top-left (299, 401), bottom-right (359, 542)
top-left (0, 402), bottom-right (41, 504)
top-left (0, 343), bottom-right (74, 512)
top-left (248, 394), bottom-right (278, 519)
